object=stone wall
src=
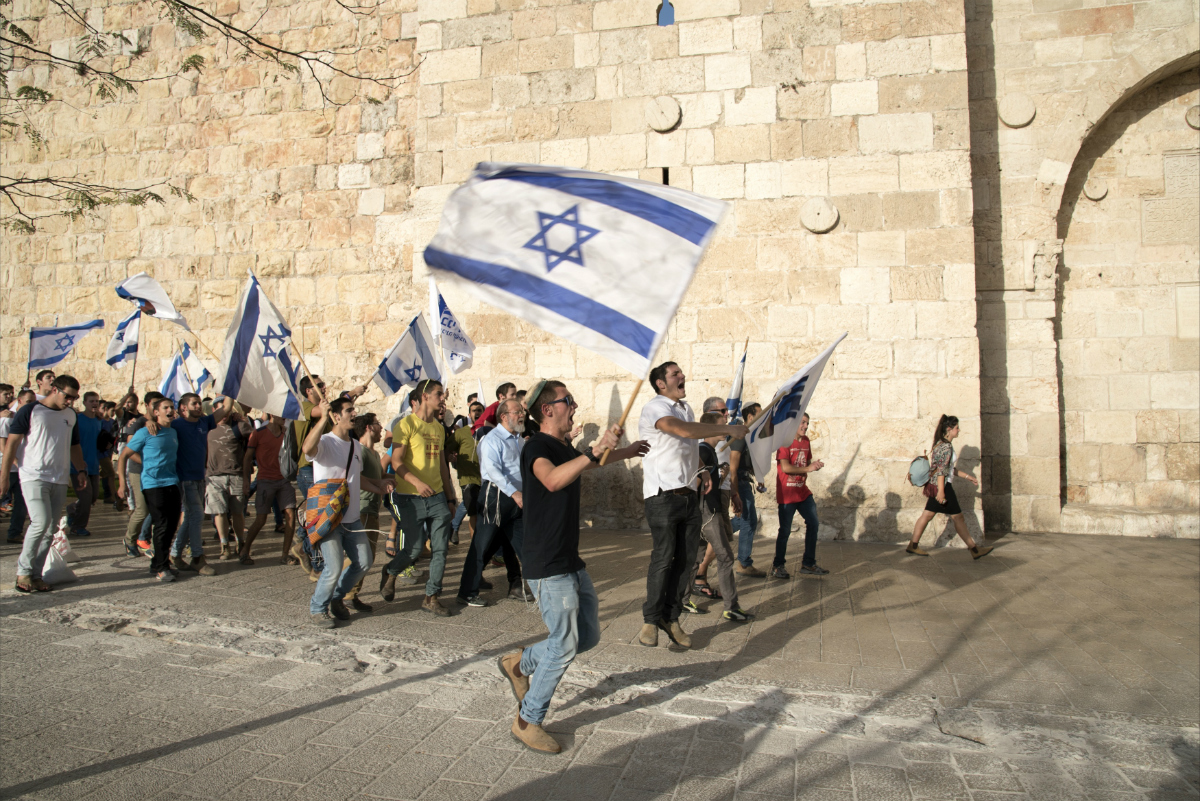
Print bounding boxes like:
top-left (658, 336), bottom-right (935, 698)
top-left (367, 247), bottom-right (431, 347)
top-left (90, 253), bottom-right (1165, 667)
top-left (1057, 69), bottom-right (1199, 515)
top-left (398, 0), bottom-right (984, 538)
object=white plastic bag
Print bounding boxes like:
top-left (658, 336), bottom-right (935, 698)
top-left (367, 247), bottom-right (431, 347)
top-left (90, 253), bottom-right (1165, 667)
top-left (52, 530), bottom-right (81, 563)
top-left (42, 545), bottom-right (78, 584)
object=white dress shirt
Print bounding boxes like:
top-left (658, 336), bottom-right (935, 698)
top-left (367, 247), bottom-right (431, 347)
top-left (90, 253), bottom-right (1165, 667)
top-left (638, 393), bottom-right (699, 499)
top-left (478, 424), bottom-right (523, 497)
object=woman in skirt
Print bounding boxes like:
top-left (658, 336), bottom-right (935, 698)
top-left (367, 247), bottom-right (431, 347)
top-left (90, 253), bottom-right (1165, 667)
top-left (906, 415), bottom-right (992, 559)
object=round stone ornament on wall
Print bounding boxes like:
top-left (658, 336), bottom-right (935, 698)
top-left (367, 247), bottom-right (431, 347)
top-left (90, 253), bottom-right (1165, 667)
top-left (800, 198), bottom-right (839, 233)
top-left (998, 93), bottom-right (1036, 128)
top-left (1186, 105), bottom-right (1199, 130)
top-left (1083, 176), bottom-right (1108, 201)
top-left (646, 96), bottom-right (682, 132)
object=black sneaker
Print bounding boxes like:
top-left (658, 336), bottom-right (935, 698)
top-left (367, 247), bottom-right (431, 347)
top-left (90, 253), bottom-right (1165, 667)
top-left (682, 599), bottom-right (707, 615)
top-left (799, 564), bottom-right (829, 575)
top-left (456, 594), bottom-right (488, 607)
top-left (771, 565), bottom-right (790, 580)
top-left (350, 597), bottom-right (374, 614)
top-left (722, 607), bottom-right (755, 622)
top-left (329, 599), bottom-right (351, 620)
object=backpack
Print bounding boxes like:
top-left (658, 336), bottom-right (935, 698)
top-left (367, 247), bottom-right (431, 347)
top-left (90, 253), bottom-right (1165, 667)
top-left (278, 422), bottom-right (299, 482)
top-left (908, 452), bottom-right (939, 498)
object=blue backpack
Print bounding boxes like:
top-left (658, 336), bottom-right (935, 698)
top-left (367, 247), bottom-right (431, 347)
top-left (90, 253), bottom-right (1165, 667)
top-left (908, 453), bottom-right (931, 487)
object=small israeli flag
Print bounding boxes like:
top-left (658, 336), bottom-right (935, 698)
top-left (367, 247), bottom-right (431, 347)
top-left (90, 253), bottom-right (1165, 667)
top-left (159, 350), bottom-right (192, 402)
top-left (28, 320), bottom-right (104, 370)
top-left (181, 343), bottom-right (212, 390)
top-left (116, 272), bottom-right (190, 329)
top-left (727, 343), bottom-right (748, 423)
top-left (105, 310), bottom-right (141, 368)
top-left (217, 273), bottom-right (304, 419)
top-left (424, 163), bottom-right (728, 377)
top-left (372, 314), bottom-right (443, 397)
top-left (745, 334), bottom-right (847, 484)
top-left (430, 278), bottom-right (475, 374)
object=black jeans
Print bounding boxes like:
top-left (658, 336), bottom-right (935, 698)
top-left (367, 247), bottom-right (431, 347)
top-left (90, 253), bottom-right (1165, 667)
top-left (776, 496), bottom-right (819, 568)
top-left (6, 479), bottom-right (26, 541)
top-left (143, 484), bottom-right (182, 575)
top-left (458, 482), bottom-right (524, 599)
top-left (642, 491), bottom-right (701, 625)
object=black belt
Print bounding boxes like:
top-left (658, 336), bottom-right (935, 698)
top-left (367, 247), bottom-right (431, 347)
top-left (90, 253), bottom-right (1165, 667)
top-left (656, 486), bottom-right (695, 497)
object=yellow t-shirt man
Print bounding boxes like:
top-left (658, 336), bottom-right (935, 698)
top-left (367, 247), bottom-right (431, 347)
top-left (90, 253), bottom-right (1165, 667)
top-left (391, 414), bottom-right (445, 495)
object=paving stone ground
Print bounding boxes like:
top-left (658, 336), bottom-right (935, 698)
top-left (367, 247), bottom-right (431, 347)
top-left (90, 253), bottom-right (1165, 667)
top-left (0, 505), bottom-right (1197, 800)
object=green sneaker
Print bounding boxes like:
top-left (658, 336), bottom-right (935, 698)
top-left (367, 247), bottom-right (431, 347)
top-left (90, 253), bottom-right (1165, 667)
top-left (399, 566), bottom-right (425, 585)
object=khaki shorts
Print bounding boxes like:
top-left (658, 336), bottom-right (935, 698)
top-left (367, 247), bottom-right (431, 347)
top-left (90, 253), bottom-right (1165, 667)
top-left (204, 474), bottom-right (245, 515)
top-left (255, 478), bottom-right (297, 515)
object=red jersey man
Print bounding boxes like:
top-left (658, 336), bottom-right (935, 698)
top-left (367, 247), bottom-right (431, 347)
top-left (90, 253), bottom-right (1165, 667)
top-left (773, 414), bottom-right (829, 578)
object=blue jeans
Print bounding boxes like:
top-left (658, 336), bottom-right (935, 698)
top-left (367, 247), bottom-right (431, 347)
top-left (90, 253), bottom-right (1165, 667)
top-left (296, 465), bottom-right (325, 573)
top-left (731, 477), bottom-right (758, 567)
top-left (385, 493), bottom-right (453, 597)
top-left (776, 496), bottom-right (819, 568)
top-left (310, 519), bottom-right (372, 614)
top-left (519, 569), bottom-right (600, 725)
top-left (172, 479), bottom-right (205, 559)
top-left (451, 501), bottom-right (468, 535)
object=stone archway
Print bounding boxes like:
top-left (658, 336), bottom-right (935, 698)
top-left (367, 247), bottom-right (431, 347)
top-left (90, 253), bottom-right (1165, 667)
top-left (1054, 65), bottom-right (1199, 537)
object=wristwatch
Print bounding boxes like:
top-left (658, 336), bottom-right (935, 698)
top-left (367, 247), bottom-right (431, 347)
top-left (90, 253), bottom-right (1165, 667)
top-left (585, 448), bottom-right (602, 463)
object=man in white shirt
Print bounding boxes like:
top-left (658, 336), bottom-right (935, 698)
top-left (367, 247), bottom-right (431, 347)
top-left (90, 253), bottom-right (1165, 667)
top-left (301, 397), bottom-right (394, 629)
top-left (1, 376), bottom-right (88, 592)
top-left (637, 362), bottom-right (747, 650)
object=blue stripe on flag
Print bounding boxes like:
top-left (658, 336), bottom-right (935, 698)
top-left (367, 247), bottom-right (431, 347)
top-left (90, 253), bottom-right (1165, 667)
top-left (106, 344), bottom-right (137, 366)
top-left (220, 278), bottom-right (261, 399)
top-left (410, 318), bottom-right (442, 383)
top-left (376, 360), bottom-right (405, 394)
top-left (489, 168), bottom-right (715, 246)
top-left (425, 247), bottom-right (656, 359)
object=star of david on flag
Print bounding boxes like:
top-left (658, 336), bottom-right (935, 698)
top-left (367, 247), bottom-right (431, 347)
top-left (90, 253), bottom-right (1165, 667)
top-left (423, 162), bottom-right (728, 378)
top-left (372, 314), bottom-right (442, 397)
top-left (106, 310), bottom-right (141, 368)
top-left (28, 320), bottom-right (104, 370)
top-left (217, 273), bottom-right (303, 419)
top-left (745, 334), bottom-right (847, 484)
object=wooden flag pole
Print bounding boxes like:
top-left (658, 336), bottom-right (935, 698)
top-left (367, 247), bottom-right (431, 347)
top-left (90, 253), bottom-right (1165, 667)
top-left (177, 343), bottom-right (195, 389)
top-left (290, 345), bottom-right (325, 403)
top-left (191, 335), bottom-right (222, 363)
top-left (598, 378), bottom-right (643, 466)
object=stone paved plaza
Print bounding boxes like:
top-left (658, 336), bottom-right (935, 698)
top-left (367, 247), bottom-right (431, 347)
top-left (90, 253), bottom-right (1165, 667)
top-left (0, 506), bottom-right (1197, 800)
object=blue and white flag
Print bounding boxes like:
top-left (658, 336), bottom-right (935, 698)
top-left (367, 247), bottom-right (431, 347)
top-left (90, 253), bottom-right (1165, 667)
top-left (116, 272), bottom-right (190, 329)
top-left (159, 349), bottom-right (193, 402)
top-left (429, 278), bottom-right (475, 374)
top-left (105, 310), bottom-right (141, 368)
top-left (424, 163), bottom-right (728, 377)
top-left (28, 320), bottom-right (104, 370)
top-left (217, 274), bottom-right (303, 419)
top-left (727, 341), bottom-right (748, 423)
top-left (181, 342), bottom-right (212, 391)
top-left (372, 314), bottom-right (442, 397)
top-left (745, 334), bottom-right (847, 484)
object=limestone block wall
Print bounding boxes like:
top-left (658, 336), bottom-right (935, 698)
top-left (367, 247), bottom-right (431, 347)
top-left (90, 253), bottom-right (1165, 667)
top-left (399, 0), bottom-right (984, 536)
top-left (0, 0), bottom-right (421, 399)
top-left (966, 0), bottom-right (1199, 531)
top-left (1057, 70), bottom-right (1199, 511)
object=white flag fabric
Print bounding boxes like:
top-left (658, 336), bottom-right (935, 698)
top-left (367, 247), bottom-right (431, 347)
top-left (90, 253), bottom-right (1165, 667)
top-left (424, 163), bottom-right (728, 377)
top-left (429, 278), bottom-right (475, 374)
top-left (726, 343), bottom-right (748, 422)
top-left (159, 350), bottom-right (193, 402)
top-left (28, 320), bottom-right (104, 370)
top-left (745, 334), bottom-right (847, 484)
top-left (182, 343), bottom-right (212, 390)
top-left (116, 272), bottom-right (190, 329)
top-left (105, 310), bottom-right (140, 368)
top-left (371, 315), bottom-right (443, 397)
top-left (216, 274), bottom-right (304, 419)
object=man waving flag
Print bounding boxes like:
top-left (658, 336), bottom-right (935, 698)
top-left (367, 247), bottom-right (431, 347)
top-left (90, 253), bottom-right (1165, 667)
top-left (423, 163), bottom-right (727, 378)
top-left (217, 273), bottom-right (304, 419)
top-left (371, 314), bottom-right (442, 397)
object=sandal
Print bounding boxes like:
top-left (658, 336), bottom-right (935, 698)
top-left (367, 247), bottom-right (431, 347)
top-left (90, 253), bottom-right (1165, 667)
top-left (281, 554), bottom-right (300, 566)
top-left (14, 579), bottom-right (33, 594)
top-left (239, 550), bottom-right (254, 566)
top-left (385, 537), bottom-right (398, 559)
top-left (31, 578), bottom-right (53, 592)
top-left (693, 582), bottom-right (721, 600)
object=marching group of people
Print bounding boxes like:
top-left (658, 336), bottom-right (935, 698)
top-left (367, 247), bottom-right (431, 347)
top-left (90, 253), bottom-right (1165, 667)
top-left (0, 361), bottom-right (991, 754)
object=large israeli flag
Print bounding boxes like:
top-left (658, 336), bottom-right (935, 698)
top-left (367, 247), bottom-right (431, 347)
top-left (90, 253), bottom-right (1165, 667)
top-left (217, 274), bottom-right (304, 419)
top-left (116, 272), bottom-right (190, 329)
top-left (105, 310), bottom-right (140, 368)
top-left (28, 320), bottom-right (104, 370)
top-left (424, 163), bottom-right (728, 377)
top-left (430, 279), bottom-right (475, 374)
top-left (372, 315), bottom-right (443, 397)
top-left (745, 334), bottom-right (847, 484)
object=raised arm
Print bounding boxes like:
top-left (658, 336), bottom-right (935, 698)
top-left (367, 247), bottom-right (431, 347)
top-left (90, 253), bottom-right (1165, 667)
top-left (656, 417), bottom-right (748, 440)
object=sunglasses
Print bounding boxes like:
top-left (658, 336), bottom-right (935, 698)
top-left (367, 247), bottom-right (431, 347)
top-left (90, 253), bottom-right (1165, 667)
top-left (543, 395), bottom-right (576, 409)
top-left (62, 393), bottom-right (79, 402)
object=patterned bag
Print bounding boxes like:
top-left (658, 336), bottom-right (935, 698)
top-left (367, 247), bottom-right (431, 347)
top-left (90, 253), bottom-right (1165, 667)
top-left (305, 441), bottom-right (356, 548)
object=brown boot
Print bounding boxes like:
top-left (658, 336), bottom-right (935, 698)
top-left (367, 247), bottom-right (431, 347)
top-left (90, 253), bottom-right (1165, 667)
top-left (638, 623), bottom-right (659, 647)
top-left (290, 542), bottom-right (311, 572)
top-left (659, 619), bottom-right (691, 649)
top-left (511, 714), bottom-right (561, 753)
top-left (735, 564), bottom-right (766, 577)
top-left (498, 650), bottom-right (529, 704)
top-left (380, 572), bottom-right (397, 602)
top-left (422, 594), bottom-right (450, 617)
top-left (906, 542), bottom-right (930, 556)
top-left (192, 556), bottom-right (217, 576)
top-left (970, 544), bottom-right (993, 560)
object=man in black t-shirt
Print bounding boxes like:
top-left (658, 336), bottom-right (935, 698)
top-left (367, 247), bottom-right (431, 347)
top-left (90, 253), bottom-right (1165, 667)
top-left (497, 380), bottom-right (648, 755)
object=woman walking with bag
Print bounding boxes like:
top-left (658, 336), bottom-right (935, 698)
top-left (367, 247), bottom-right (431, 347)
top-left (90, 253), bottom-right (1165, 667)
top-left (906, 415), bottom-right (992, 559)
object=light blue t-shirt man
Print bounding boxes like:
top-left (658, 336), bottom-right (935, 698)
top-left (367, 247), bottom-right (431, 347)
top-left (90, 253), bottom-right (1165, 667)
top-left (125, 426), bottom-right (180, 490)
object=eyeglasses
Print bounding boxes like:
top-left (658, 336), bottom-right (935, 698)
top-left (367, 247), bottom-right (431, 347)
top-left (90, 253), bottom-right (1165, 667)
top-left (542, 395), bottom-right (576, 409)
top-left (62, 393), bottom-right (79, 402)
